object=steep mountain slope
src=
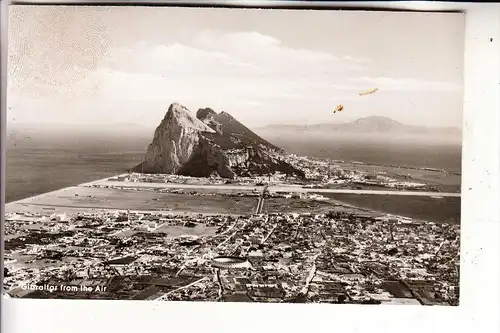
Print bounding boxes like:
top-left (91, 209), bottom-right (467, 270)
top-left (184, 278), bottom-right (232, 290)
top-left (132, 103), bottom-right (304, 179)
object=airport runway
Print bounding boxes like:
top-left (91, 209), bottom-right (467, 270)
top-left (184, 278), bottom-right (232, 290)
top-left (90, 180), bottom-right (461, 197)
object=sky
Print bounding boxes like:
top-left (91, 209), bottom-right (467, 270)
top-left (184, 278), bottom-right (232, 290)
top-left (7, 6), bottom-right (465, 130)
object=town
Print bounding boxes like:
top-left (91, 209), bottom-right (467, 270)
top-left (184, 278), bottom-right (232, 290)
top-left (104, 153), bottom-right (454, 193)
top-left (4, 205), bottom-right (460, 305)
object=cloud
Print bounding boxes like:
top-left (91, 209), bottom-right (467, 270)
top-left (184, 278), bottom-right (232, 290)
top-left (191, 30), bottom-right (366, 76)
top-left (101, 30), bottom-right (364, 80)
top-left (194, 30), bottom-right (282, 52)
top-left (9, 27), bottom-right (461, 128)
top-left (11, 29), bottom-right (369, 114)
top-left (67, 29), bottom-right (369, 117)
top-left (349, 76), bottom-right (462, 92)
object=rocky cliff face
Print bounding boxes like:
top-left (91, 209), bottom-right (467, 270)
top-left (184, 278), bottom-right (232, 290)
top-left (133, 103), bottom-right (304, 179)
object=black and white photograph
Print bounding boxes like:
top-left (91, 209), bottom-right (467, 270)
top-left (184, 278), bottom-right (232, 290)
top-left (4, 6), bottom-right (463, 305)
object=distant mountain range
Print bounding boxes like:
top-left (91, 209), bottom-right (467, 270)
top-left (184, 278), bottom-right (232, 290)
top-left (256, 116), bottom-right (462, 137)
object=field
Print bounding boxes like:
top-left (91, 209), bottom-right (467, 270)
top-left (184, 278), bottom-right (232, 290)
top-left (6, 186), bottom-right (259, 215)
top-left (6, 185), bottom-right (365, 216)
top-left (6, 182), bottom-right (459, 224)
